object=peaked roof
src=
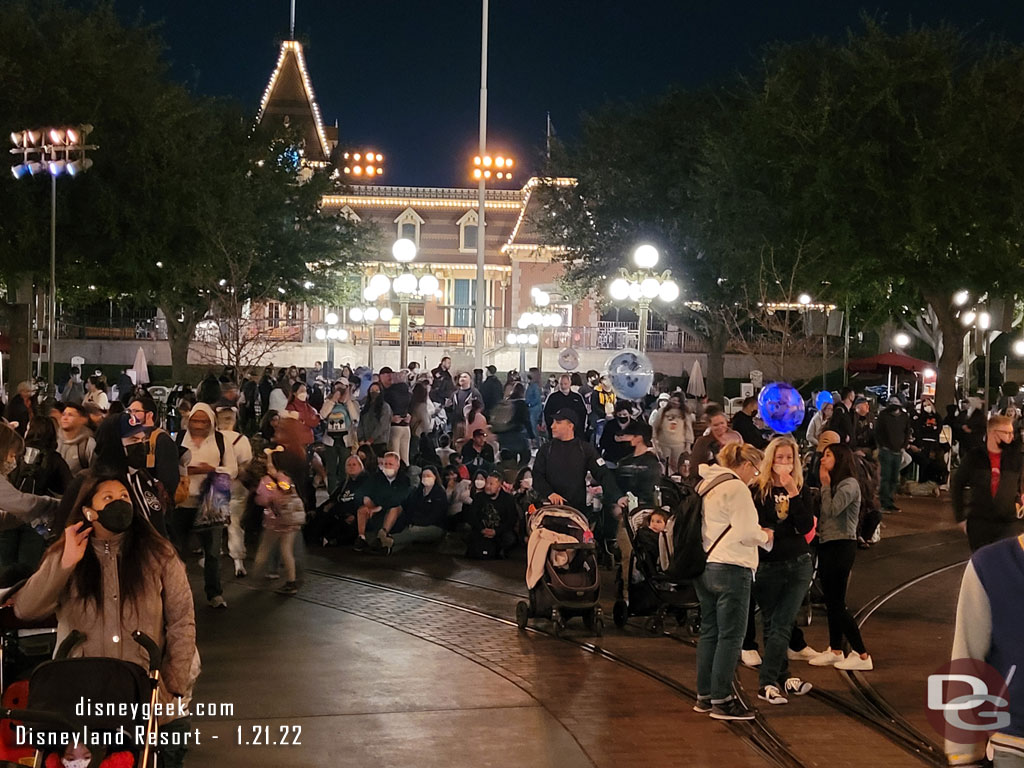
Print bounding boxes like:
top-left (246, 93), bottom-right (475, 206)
top-left (256, 40), bottom-right (331, 164)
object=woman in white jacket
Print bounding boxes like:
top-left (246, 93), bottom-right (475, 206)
top-left (693, 442), bottom-right (773, 721)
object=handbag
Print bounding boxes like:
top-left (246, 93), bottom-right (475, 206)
top-left (193, 471), bottom-right (231, 528)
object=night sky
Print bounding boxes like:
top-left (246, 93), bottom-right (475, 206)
top-left (108, 0), bottom-right (1024, 187)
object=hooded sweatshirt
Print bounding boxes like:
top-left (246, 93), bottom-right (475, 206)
top-left (696, 464), bottom-right (770, 571)
top-left (58, 429), bottom-right (96, 477)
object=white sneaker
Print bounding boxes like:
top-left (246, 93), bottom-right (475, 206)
top-left (787, 646), bottom-right (820, 662)
top-left (740, 649), bottom-right (762, 668)
top-left (784, 677), bottom-right (813, 696)
top-left (208, 595), bottom-right (228, 609)
top-left (758, 684), bottom-right (787, 705)
top-left (835, 653), bottom-right (874, 671)
top-left (807, 648), bottom-right (845, 666)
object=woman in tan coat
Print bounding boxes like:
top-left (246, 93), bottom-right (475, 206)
top-left (14, 470), bottom-right (198, 766)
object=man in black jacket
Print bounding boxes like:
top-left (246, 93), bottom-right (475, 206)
top-left (127, 396), bottom-right (180, 505)
top-left (731, 397), bottom-right (767, 449)
top-left (431, 356), bottom-right (455, 406)
top-left (952, 414), bottom-right (1024, 551)
top-left (542, 375), bottom-right (588, 434)
top-left (830, 388), bottom-right (856, 445)
top-left (464, 472), bottom-right (518, 558)
top-left (480, 365), bottom-right (503, 417)
top-left (874, 400), bottom-right (911, 513)
top-left (534, 408), bottom-right (624, 514)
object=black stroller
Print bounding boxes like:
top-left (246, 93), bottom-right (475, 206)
top-left (1, 629), bottom-right (164, 768)
top-left (613, 507), bottom-right (700, 635)
top-left (516, 505), bottom-right (602, 637)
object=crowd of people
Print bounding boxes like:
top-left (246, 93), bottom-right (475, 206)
top-left (0, 358), bottom-right (1021, 757)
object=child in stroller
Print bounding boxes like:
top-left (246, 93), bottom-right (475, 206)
top-left (613, 507), bottom-right (700, 635)
top-left (516, 505), bottom-right (602, 637)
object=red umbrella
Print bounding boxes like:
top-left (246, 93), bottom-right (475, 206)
top-left (846, 353), bottom-right (931, 374)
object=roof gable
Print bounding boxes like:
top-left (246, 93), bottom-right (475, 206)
top-left (256, 40), bottom-right (331, 164)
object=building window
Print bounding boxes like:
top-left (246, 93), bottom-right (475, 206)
top-left (452, 279), bottom-right (476, 327)
top-left (456, 210), bottom-right (479, 253)
top-left (394, 207), bottom-right (424, 246)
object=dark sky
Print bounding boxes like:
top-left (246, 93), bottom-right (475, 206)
top-left (111, 1), bottom-right (1024, 187)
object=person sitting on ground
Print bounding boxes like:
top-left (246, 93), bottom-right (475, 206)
top-left (435, 432), bottom-right (456, 468)
top-left (387, 466), bottom-right (448, 553)
top-left (443, 465), bottom-right (474, 526)
top-left (461, 428), bottom-right (496, 470)
top-left (354, 452), bottom-right (410, 552)
top-left (634, 509), bottom-right (669, 572)
top-left (464, 471), bottom-right (518, 559)
top-left (310, 455), bottom-right (368, 546)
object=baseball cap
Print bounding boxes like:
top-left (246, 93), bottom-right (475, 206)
top-left (120, 411), bottom-right (147, 439)
top-left (817, 430), bottom-right (841, 453)
top-left (552, 408), bottom-right (580, 426)
top-left (853, 396), bottom-right (868, 406)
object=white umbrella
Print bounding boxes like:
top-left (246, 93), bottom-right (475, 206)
top-left (687, 359), bottom-right (706, 398)
top-left (131, 346), bottom-right (150, 385)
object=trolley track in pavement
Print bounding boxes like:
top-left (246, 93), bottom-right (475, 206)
top-left (303, 567), bottom-right (807, 768)
top-left (303, 555), bottom-right (963, 767)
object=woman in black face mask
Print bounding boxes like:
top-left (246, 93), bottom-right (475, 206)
top-left (14, 470), bottom-right (198, 767)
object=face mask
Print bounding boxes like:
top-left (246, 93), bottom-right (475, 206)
top-left (382, 467), bottom-right (397, 480)
top-left (520, 477), bottom-right (533, 490)
top-left (63, 760), bottom-right (90, 768)
top-left (94, 499), bottom-right (134, 533)
top-left (474, 478), bottom-right (486, 489)
top-left (422, 476), bottom-right (435, 489)
top-left (125, 443), bottom-right (147, 470)
top-left (924, 405), bottom-right (934, 413)
top-left (772, 463), bottom-right (794, 476)
top-left (296, 392), bottom-right (308, 402)
top-left (617, 416), bottom-right (629, 426)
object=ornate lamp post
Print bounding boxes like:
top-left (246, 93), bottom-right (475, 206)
top-left (313, 312), bottom-right (349, 377)
top-left (607, 245), bottom-right (679, 354)
top-left (516, 288), bottom-right (563, 373)
top-left (349, 302), bottom-right (394, 372)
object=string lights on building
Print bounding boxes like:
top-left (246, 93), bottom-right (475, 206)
top-left (255, 40), bottom-right (331, 162)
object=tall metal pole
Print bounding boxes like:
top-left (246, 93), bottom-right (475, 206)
top-left (843, 300), bottom-right (850, 386)
top-left (474, 0), bottom-right (489, 370)
top-left (984, 331), bottom-right (992, 412)
top-left (368, 323), bottom-right (375, 371)
top-left (48, 173), bottom-right (56, 388)
top-left (519, 344), bottom-right (526, 375)
top-left (536, 332), bottom-right (544, 375)
top-left (638, 301), bottom-right (649, 354)
top-left (400, 297), bottom-right (410, 369)
top-left (821, 308), bottom-right (828, 390)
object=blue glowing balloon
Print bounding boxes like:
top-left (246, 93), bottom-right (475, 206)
top-left (758, 382), bottom-right (806, 434)
top-left (814, 390), bottom-right (834, 412)
top-left (605, 351), bottom-right (655, 401)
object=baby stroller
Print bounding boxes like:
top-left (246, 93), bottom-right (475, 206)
top-left (1, 629), bottom-right (163, 768)
top-left (613, 508), bottom-right (700, 635)
top-left (516, 505), bottom-right (602, 637)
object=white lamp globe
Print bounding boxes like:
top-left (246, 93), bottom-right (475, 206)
top-left (314, 328), bottom-right (327, 341)
top-left (327, 328), bottom-right (339, 340)
top-left (641, 277), bottom-right (661, 299)
top-left (961, 310), bottom-right (976, 327)
top-left (369, 273), bottom-right (391, 296)
top-left (628, 282), bottom-right (643, 302)
top-left (633, 244), bottom-right (659, 270)
top-left (418, 274), bottom-right (440, 295)
top-left (797, 293), bottom-right (812, 306)
top-left (349, 308), bottom-right (364, 322)
top-left (336, 329), bottom-right (349, 342)
top-left (325, 312), bottom-right (339, 326)
top-left (979, 312), bottom-right (992, 330)
top-left (394, 272), bottom-right (418, 295)
top-left (392, 238), bottom-right (417, 263)
top-left (507, 333), bottom-right (518, 345)
top-left (362, 286), bottom-right (379, 302)
top-left (659, 281), bottom-right (680, 303)
top-left (609, 278), bottom-right (630, 301)
top-left (954, 290), bottom-right (970, 307)
top-left (1014, 340), bottom-right (1024, 357)
top-left (379, 307), bottom-right (394, 322)
top-left (550, 313), bottom-right (563, 327)
top-left (517, 333), bottom-right (529, 344)
top-left (517, 315), bottom-right (530, 330)
top-left (364, 307), bottom-right (380, 322)
top-left (528, 333), bottom-right (539, 345)
top-left (893, 332), bottom-right (911, 348)
top-left (534, 290), bottom-right (550, 307)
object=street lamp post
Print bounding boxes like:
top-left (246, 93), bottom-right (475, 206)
top-left (957, 301), bottom-right (994, 410)
top-left (515, 288), bottom-right (562, 374)
top-left (349, 304), bottom-right (394, 372)
top-left (506, 331), bottom-right (539, 374)
top-left (474, 0), bottom-right (489, 370)
top-left (10, 125), bottom-right (96, 387)
top-left (607, 245), bottom-right (679, 354)
top-left (314, 311), bottom-right (349, 377)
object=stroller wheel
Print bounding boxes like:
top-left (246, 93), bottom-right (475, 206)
top-left (613, 599), bottom-right (628, 629)
top-left (644, 616), bottom-right (665, 635)
top-left (585, 606), bottom-right (603, 637)
top-left (551, 608), bottom-right (565, 637)
top-left (515, 601), bottom-right (529, 630)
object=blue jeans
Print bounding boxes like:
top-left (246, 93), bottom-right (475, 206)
top-left (754, 554), bottom-right (813, 688)
top-left (695, 562), bottom-right (753, 702)
top-left (878, 447), bottom-right (901, 510)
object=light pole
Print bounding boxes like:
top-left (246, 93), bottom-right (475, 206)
top-left (892, 331), bottom-right (912, 399)
top-left (506, 331), bottom-right (539, 374)
top-left (349, 303), bottom-right (394, 372)
top-left (313, 312), bottom-right (349, 377)
top-left (607, 245), bottom-right (679, 354)
top-left (516, 288), bottom-right (562, 373)
top-left (10, 125), bottom-right (96, 387)
top-left (362, 239), bottom-right (440, 370)
top-left (958, 302), bottom-right (994, 410)
top-left (474, 0), bottom-right (489, 370)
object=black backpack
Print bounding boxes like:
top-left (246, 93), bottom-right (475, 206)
top-left (663, 475), bottom-right (740, 582)
top-left (11, 447), bottom-right (53, 496)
